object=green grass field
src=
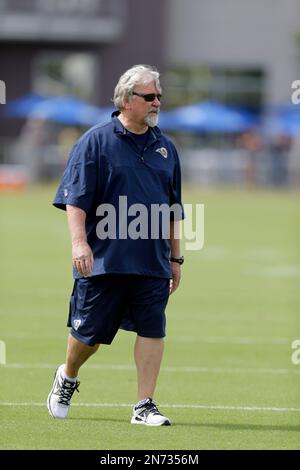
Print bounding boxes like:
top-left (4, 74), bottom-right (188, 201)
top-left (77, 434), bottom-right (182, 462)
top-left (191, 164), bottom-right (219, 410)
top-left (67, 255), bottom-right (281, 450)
top-left (1, 185), bottom-right (300, 450)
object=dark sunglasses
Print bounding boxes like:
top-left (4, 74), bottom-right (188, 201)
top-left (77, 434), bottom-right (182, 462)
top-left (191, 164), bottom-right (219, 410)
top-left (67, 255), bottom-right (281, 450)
top-left (132, 91), bottom-right (162, 102)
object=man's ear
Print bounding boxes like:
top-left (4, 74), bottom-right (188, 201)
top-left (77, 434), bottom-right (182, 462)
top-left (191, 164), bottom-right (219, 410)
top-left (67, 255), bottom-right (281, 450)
top-left (123, 95), bottom-right (132, 110)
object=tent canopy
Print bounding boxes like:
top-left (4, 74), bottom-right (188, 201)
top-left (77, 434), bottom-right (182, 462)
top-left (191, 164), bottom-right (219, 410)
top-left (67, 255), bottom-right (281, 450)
top-left (161, 100), bottom-right (257, 133)
top-left (5, 94), bottom-right (114, 126)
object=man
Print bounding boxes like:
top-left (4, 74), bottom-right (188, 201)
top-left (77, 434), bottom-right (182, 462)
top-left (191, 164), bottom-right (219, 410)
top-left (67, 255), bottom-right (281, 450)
top-left (47, 65), bottom-right (184, 426)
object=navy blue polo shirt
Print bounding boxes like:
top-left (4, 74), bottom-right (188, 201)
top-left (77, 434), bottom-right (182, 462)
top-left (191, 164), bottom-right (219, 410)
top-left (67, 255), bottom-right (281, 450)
top-left (53, 113), bottom-right (184, 279)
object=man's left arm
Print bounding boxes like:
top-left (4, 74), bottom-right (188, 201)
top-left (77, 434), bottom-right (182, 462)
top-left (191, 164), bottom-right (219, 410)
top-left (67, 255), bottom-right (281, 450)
top-left (169, 220), bottom-right (182, 294)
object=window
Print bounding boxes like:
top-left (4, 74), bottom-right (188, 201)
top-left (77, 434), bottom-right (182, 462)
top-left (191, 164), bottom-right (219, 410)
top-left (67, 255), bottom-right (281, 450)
top-left (33, 52), bottom-right (97, 101)
top-left (164, 65), bottom-right (264, 113)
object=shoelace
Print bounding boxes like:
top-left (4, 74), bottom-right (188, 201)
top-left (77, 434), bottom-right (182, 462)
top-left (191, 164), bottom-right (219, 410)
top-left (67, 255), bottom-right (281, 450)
top-left (136, 399), bottom-right (161, 416)
top-left (58, 379), bottom-right (80, 406)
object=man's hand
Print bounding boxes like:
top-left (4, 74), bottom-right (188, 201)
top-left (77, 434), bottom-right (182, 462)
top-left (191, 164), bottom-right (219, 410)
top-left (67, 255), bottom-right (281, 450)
top-left (169, 262), bottom-right (181, 294)
top-left (66, 204), bottom-right (93, 277)
top-left (72, 241), bottom-right (94, 277)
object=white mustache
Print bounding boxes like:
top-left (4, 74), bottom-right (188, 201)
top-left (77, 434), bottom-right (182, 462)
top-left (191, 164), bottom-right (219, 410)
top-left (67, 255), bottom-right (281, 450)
top-left (149, 108), bottom-right (160, 114)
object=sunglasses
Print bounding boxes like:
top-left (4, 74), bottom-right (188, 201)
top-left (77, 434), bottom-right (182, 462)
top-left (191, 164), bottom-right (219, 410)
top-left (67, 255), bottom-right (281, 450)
top-left (132, 91), bottom-right (162, 102)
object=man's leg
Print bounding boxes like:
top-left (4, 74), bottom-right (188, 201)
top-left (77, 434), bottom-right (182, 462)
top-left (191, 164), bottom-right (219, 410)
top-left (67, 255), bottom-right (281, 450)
top-left (134, 335), bottom-right (164, 401)
top-left (132, 335), bottom-right (170, 425)
top-left (47, 335), bottom-right (99, 419)
top-left (65, 334), bottom-right (100, 378)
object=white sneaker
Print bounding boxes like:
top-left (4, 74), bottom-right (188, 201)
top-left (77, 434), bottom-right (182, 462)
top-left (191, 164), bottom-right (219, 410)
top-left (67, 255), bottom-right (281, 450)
top-left (47, 364), bottom-right (80, 419)
top-left (131, 398), bottom-right (171, 426)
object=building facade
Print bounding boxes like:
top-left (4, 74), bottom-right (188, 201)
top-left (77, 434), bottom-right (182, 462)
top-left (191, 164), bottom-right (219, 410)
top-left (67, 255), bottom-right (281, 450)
top-left (0, 0), bottom-right (165, 138)
top-left (163, 0), bottom-right (300, 109)
top-left (1, 0), bottom-right (300, 136)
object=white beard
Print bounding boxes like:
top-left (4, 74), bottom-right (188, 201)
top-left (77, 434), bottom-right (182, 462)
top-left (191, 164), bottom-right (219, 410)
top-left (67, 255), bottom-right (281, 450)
top-left (145, 113), bottom-right (159, 128)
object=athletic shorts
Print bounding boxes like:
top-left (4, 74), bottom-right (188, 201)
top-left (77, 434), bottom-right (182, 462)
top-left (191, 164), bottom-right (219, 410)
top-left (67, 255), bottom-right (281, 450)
top-left (67, 274), bottom-right (170, 346)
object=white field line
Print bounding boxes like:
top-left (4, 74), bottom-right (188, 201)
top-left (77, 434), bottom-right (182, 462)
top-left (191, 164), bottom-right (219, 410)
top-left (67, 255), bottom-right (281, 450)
top-left (2, 363), bottom-right (300, 375)
top-left (252, 265), bottom-right (300, 278)
top-left (0, 401), bottom-right (300, 413)
top-left (1, 333), bottom-right (292, 345)
top-left (171, 336), bottom-right (291, 345)
top-left (200, 247), bottom-right (286, 261)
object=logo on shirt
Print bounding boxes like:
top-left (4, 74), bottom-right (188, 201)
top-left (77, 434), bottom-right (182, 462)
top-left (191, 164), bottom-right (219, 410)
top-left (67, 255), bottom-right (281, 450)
top-left (155, 147), bottom-right (168, 158)
top-left (64, 188), bottom-right (69, 197)
top-left (73, 319), bottom-right (81, 331)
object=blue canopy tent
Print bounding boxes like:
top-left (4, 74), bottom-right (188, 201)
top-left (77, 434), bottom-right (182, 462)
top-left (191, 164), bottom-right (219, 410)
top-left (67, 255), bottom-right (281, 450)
top-left (155, 111), bottom-right (177, 131)
top-left (160, 101), bottom-right (257, 133)
top-left (29, 96), bottom-right (104, 126)
top-left (263, 105), bottom-right (300, 136)
top-left (5, 94), bottom-right (113, 126)
top-left (5, 95), bottom-right (257, 132)
top-left (90, 106), bottom-right (116, 125)
top-left (5, 93), bottom-right (49, 117)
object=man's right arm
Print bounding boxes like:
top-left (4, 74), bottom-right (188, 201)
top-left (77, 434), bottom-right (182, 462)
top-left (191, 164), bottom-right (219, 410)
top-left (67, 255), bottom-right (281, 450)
top-left (66, 204), bottom-right (94, 277)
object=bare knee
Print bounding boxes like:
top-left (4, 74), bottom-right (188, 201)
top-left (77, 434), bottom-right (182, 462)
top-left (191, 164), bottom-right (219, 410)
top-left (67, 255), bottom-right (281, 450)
top-left (91, 343), bottom-right (100, 354)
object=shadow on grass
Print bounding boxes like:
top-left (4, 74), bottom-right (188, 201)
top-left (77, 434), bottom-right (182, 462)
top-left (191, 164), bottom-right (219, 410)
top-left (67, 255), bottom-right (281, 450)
top-left (174, 422), bottom-right (300, 432)
top-left (70, 417), bottom-right (129, 424)
top-left (70, 417), bottom-right (300, 432)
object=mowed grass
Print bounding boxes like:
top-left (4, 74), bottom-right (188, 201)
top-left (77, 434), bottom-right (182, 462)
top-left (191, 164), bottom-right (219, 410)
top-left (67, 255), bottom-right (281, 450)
top-left (0, 184), bottom-right (300, 450)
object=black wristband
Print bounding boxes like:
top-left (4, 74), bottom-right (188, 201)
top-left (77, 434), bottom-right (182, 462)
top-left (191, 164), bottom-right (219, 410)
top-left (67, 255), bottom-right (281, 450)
top-left (170, 256), bottom-right (184, 265)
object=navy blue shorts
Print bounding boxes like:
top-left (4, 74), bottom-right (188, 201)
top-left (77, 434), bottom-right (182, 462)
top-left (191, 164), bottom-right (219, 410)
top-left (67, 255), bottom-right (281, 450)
top-left (67, 274), bottom-right (170, 346)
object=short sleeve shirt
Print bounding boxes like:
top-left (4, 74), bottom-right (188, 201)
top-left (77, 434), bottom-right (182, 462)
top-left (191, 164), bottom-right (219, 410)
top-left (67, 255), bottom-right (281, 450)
top-left (53, 113), bottom-right (184, 279)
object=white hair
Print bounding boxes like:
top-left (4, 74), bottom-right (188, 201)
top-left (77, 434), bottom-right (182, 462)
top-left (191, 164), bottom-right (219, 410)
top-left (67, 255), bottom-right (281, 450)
top-left (113, 64), bottom-right (162, 110)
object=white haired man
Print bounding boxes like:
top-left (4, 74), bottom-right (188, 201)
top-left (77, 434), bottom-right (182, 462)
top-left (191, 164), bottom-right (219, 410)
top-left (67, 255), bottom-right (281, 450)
top-left (47, 65), bottom-right (184, 426)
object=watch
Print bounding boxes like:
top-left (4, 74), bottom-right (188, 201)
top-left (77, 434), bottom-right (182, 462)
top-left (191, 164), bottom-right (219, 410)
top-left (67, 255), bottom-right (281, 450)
top-left (170, 256), bottom-right (184, 265)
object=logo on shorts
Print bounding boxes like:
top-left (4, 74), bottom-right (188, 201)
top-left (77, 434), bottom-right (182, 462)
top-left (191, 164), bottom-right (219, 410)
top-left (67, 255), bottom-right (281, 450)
top-left (155, 147), bottom-right (168, 158)
top-left (73, 319), bottom-right (81, 331)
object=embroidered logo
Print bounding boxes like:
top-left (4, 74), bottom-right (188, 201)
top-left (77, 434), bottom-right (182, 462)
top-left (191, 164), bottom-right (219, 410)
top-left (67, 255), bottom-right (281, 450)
top-left (73, 319), bottom-right (81, 331)
top-left (155, 147), bottom-right (168, 158)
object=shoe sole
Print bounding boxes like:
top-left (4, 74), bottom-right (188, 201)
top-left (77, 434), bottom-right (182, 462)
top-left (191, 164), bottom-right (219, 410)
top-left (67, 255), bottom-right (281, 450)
top-left (131, 417), bottom-right (171, 426)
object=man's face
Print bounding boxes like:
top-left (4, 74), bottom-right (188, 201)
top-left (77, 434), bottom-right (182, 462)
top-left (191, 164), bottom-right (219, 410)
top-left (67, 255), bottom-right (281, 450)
top-left (128, 81), bottom-right (161, 128)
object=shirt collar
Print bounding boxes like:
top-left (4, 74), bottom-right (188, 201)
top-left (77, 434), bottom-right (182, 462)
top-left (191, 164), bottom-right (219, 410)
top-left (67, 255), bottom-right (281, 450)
top-left (111, 111), bottom-right (162, 141)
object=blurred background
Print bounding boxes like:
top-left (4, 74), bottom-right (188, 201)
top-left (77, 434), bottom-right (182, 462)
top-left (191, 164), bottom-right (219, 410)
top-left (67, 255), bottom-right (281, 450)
top-left (1, 0), bottom-right (300, 188)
